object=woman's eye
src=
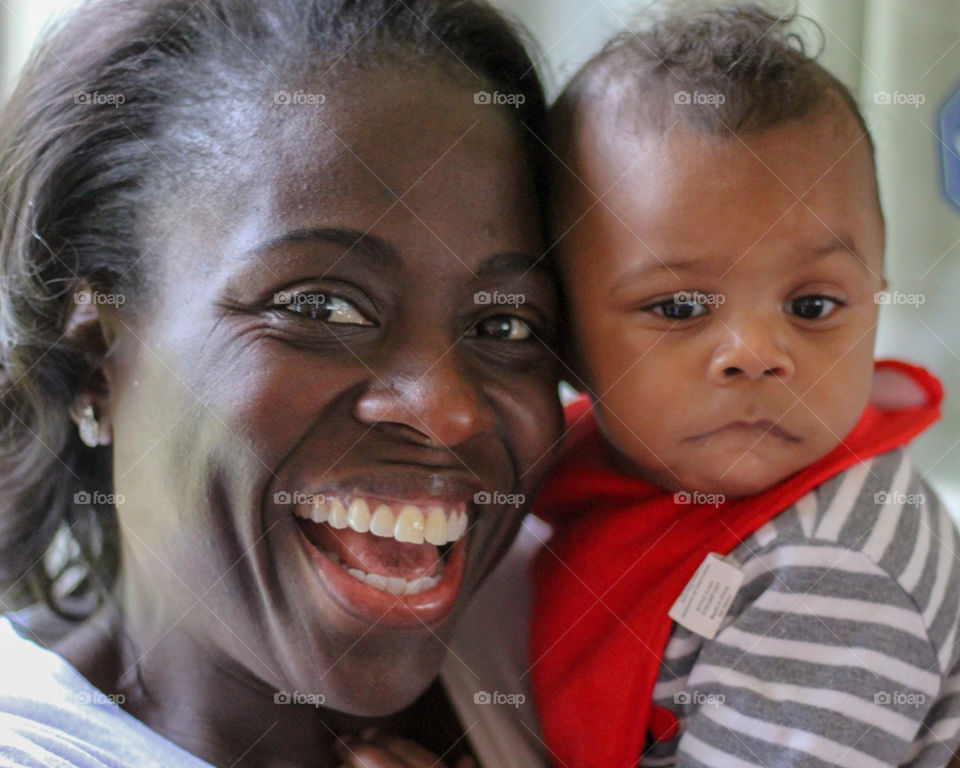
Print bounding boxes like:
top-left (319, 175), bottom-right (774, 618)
top-left (787, 295), bottom-right (842, 320)
top-left (648, 294), bottom-right (710, 321)
top-left (277, 292), bottom-right (372, 326)
top-left (467, 315), bottom-right (533, 341)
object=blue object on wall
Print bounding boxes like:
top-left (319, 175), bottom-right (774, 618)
top-left (940, 85), bottom-right (960, 210)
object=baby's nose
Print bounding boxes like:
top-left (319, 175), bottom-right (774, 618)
top-left (707, 320), bottom-right (795, 384)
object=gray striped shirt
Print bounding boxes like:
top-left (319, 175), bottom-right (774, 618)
top-left (642, 448), bottom-right (960, 768)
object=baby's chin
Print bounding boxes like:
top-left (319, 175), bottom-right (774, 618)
top-left (670, 453), bottom-right (809, 500)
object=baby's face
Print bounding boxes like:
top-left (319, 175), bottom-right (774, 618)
top-left (556, 113), bottom-right (885, 497)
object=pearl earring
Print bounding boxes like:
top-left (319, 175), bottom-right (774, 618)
top-left (77, 404), bottom-right (101, 448)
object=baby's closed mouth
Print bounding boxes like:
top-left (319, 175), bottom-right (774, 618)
top-left (690, 419), bottom-right (801, 443)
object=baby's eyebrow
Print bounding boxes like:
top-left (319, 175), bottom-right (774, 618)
top-left (806, 235), bottom-right (869, 270)
top-left (614, 234), bottom-right (870, 286)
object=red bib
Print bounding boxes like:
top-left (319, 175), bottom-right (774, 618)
top-left (529, 360), bottom-right (944, 768)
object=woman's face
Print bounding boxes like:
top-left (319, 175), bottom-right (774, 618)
top-left (101, 68), bottom-right (562, 715)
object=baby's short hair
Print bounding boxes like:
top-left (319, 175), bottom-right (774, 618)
top-left (551, 2), bottom-right (875, 170)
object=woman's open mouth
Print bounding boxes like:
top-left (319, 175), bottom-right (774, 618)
top-left (292, 494), bottom-right (470, 627)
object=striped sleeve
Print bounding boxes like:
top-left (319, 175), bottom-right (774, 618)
top-left (673, 546), bottom-right (939, 767)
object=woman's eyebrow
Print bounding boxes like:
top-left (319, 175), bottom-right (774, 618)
top-left (243, 228), bottom-right (543, 277)
top-left (476, 251), bottom-right (548, 277)
top-left (243, 227), bottom-right (400, 269)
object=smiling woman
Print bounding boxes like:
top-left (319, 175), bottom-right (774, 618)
top-left (0, 0), bottom-right (563, 766)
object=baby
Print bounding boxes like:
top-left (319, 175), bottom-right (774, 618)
top-left (529, 4), bottom-right (959, 768)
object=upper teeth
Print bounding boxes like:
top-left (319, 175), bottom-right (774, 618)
top-left (293, 496), bottom-right (468, 546)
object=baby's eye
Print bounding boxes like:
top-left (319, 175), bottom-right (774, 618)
top-left (787, 295), bottom-right (843, 320)
top-left (467, 315), bottom-right (532, 341)
top-left (278, 293), bottom-right (373, 326)
top-left (648, 294), bottom-right (710, 321)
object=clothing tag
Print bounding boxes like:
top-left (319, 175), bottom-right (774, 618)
top-left (668, 553), bottom-right (744, 639)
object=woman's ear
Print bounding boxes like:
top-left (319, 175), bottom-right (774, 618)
top-left (64, 283), bottom-right (117, 447)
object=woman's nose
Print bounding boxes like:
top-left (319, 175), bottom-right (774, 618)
top-left (707, 317), bottom-right (795, 385)
top-left (352, 353), bottom-right (496, 449)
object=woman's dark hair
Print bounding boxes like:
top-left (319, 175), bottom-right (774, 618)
top-left (0, 0), bottom-right (548, 620)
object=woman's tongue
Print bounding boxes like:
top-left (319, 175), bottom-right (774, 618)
top-left (312, 522), bottom-right (440, 580)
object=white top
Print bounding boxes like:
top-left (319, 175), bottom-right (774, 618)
top-left (0, 518), bottom-right (550, 767)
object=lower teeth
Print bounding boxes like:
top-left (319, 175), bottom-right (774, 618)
top-left (323, 550), bottom-right (443, 595)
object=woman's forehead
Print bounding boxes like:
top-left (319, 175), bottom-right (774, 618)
top-left (150, 77), bottom-right (543, 295)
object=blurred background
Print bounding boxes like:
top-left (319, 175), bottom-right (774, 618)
top-left (1, 0), bottom-right (958, 516)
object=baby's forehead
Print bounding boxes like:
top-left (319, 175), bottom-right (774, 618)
top-left (553, 103), bottom-right (879, 227)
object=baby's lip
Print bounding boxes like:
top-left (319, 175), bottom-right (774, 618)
top-left (691, 419), bottom-right (801, 442)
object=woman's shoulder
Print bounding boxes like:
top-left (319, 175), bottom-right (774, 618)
top-left (0, 614), bottom-right (211, 768)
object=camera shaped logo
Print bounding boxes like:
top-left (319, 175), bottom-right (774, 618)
top-left (873, 290), bottom-right (925, 307)
top-left (274, 490), bottom-right (291, 504)
top-left (74, 289), bottom-right (126, 307)
top-left (673, 90), bottom-right (725, 107)
top-left (874, 90), bottom-right (925, 108)
top-left (874, 690), bottom-right (925, 708)
top-left (473, 490), bottom-right (525, 508)
top-left (73, 490), bottom-right (125, 506)
top-left (73, 690), bottom-right (125, 706)
top-left (274, 690), bottom-right (325, 707)
top-left (874, 490), bottom-right (925, 508)
top-left (674, 689), bottom-right (724, 708)
top-left (473, 91), bottom-right (526, 109)
top-left (473, 690), bottom-right (525, 708)
top-left (473, 290), bottom-right (524, 307)
top-left (73, 90), bottom-right (125, 108)
top-left (674, 490), bottom-right (724, 507)
top-left (673, 290), bottom-right (724, 307)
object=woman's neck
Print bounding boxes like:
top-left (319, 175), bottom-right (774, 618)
top-left (50, 593), bottom-right (459, 768)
